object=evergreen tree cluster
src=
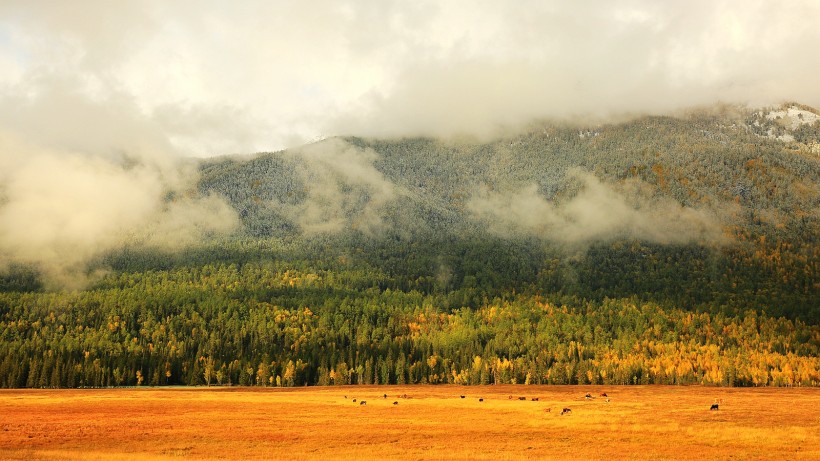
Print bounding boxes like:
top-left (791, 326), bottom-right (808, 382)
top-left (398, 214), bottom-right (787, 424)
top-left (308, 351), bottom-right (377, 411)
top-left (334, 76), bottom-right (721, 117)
top-left (2, 262), bottom-right (817, 388)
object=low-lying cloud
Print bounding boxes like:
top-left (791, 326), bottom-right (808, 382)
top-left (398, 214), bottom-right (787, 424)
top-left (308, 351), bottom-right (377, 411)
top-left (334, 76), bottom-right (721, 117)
top-left (0, 84), bottom-right (239, 289)
top-left (280, 139), bottom-right (397, 235)
top-left (468, 170), bottom-right (723, 245)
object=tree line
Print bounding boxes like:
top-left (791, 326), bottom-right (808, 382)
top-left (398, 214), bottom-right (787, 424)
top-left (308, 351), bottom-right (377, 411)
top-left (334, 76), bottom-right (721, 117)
top-left (2, 262), bottom-right (817, 388)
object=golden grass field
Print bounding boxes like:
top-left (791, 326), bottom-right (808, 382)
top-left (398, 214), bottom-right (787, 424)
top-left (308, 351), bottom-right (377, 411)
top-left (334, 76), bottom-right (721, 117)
top-left (0, 385), bottom-right (818, 460)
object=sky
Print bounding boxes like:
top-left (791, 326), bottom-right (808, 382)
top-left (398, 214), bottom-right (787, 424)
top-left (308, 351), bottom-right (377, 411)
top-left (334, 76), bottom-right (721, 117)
top-left (1, 0), bottom-right (819, 157)
top-left (1, 0), bottom-right (819, 286)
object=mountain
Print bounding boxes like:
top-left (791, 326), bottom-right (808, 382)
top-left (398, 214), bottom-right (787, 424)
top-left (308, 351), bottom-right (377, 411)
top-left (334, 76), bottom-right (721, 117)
top-left (191, 103), bottom-right (819, 322)
top-left (1, 104), bottom-right (818, 388)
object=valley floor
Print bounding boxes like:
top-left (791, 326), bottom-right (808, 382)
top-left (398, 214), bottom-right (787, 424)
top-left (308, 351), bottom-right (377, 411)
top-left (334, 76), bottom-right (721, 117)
top-left (0, 385), bottom-right (817, 460)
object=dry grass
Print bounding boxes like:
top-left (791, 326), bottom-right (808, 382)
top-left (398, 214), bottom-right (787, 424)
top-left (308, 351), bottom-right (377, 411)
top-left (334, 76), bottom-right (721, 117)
top-left (0, 385), bottom-right (817, 460)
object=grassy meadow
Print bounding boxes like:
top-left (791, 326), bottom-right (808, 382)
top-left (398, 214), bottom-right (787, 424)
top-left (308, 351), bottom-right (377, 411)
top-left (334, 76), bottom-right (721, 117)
top-left (0, 385), bottom-right (817, 460)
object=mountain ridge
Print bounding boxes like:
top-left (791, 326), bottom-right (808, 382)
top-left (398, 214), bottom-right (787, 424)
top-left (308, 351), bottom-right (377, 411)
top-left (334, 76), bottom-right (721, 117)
top-left (187, 104), bottom-right (820, 321)
top-left (1, 104), bottom-right (818, 389)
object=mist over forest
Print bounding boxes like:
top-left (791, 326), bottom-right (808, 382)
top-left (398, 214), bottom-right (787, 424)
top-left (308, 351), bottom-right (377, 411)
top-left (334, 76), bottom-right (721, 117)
top-left (1, 2), bottom-right (819, 388)
top-left (4, 104), bottom-right (818, 318)
top-left (2, 103), bottom-right (819, 389)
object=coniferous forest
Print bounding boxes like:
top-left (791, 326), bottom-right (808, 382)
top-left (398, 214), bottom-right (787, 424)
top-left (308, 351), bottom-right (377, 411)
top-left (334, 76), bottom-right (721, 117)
top-left (1, 105), bottom-right (819, 388)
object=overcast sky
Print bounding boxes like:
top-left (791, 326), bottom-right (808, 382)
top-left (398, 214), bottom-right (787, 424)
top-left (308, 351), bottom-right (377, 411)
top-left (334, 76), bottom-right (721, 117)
top-left (1, 0), bottom-right (819, 157)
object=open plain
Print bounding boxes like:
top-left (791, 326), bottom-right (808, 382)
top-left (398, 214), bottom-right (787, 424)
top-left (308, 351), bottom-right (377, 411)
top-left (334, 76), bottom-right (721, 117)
top-left (0, 385), bottom-right (818, 460)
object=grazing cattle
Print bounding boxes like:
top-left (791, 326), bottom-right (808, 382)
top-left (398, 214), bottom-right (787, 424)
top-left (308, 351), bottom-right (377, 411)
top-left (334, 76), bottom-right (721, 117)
top-left (352, 399), bottom-right (356, 403)
top-left (710, 404), bottom-right (719, 411)
top-left (360, 401), bottom-right (367, 406)
top-left (560, 408), bottom-right (571, 415)
top-left (600, 393), bottom-right (608, 397)
top-left (605, 398), bottom-right (610, 403)
top-left (344, 396), bottom-right (347, 399)
top-left (545, 408), bottom-right (551, 413)
top-left (508, 395), bottom-right (514, 400)
top-left (479, 398), bottom-right (484, 402)
top-left (393, 401), bottom-right (398, 405)
top-left (518, 397), bottom-right (526, 401)
top-left (460, 395), bottom-right (465, 399)
top-left (585, 393), bottom-right (592, 399)
top-left (383, 394), bottom-right (387, 398)
top-left (531, 397), bottom-right (539, 401)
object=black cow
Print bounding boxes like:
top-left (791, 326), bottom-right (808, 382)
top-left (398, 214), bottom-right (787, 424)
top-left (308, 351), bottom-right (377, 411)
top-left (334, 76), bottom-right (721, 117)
top-left (518, 397), bottom-right (526, 401)
top-left (460, 395), bottom-right (465, 399)
top-left (479, 398), bottom-right (484, 402)
top-left (383, 394), bottom-right (387, 398)
top-left (352, 398), bottom-right (357, 403)
top-left (585, 393), bottom-right (592, 399)
top-left (393, 401), bottom-right (398, 405)
top-left (560, 407), bottom-right (571, 415)
top-left (531, 397), bottom-right (539, 401)
top-left (360, 401), bottom-right (367, 406)
top-left (710, 404), bottom-right (719, 411)
top-left (600, 393), bottom-right (608, 397)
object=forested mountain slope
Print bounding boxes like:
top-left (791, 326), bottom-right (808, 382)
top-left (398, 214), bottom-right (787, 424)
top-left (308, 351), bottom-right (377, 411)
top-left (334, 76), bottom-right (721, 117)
top-left (1, 104), bottom-right (818, 388)
top-left (194, 104), bottom-right (819, 322)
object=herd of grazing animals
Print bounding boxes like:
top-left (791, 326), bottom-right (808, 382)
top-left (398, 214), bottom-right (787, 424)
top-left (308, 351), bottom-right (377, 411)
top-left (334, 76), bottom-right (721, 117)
top-left (346, 391), bottom-right (618, 415)
top-left (345, 392), bottom-right (726, 414)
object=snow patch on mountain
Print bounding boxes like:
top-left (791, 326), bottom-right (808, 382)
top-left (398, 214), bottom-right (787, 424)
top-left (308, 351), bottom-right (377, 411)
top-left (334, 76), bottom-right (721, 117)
top-left (747, 104), bottom-right (820, 143)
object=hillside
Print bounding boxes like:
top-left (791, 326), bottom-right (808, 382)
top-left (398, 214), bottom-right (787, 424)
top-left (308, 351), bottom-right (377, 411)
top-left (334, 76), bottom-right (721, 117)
top-left (190, 104), bottom-right (819, 321)
top-left (1, 104), bottom-right (818, 388)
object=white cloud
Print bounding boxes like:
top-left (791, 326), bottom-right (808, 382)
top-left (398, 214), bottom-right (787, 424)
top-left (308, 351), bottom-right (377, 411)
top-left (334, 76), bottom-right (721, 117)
top-left (280, 138), bottom-right (397, 235)
top-left (467, 170), bottom-right (724, 245)
top-left (1, 0), bottom-right (818, 152)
